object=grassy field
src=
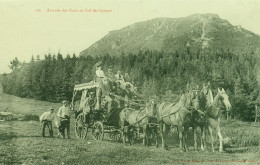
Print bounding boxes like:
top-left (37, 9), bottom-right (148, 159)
top-left (1, 93), bottom-right (260, 165)
top-left (0, 93), bottom-right (60, 116)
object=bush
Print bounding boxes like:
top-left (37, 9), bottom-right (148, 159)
top-left (222, 124), bottom-right (260, 147)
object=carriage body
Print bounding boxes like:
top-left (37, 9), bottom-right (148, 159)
top-left (71, 80), bottom-right (158, 144)
top-left (71, 81), bottom-right (132, 140)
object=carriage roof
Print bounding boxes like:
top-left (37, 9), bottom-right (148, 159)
top-left (73, 81), bottom-right (100, 91)
top-left (73, 81), bottom-right (143, 104)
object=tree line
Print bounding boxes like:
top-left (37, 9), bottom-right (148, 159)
top-left (1, 48), bottom-right (260, 121)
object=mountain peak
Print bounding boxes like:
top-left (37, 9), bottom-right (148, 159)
top-left (189, 13), bottom-right (219, 19)
top-left (81, 14), bottom-right (260, 57)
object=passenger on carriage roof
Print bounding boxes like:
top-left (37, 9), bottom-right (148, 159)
top-left (95, 61), bottom-right (106, 79)
top-left (124, 73), bottom-right (131, 82)
top-left (95, 61), bottom-right (106, 110)
top-left (115, 69), bottom-right (124, 82)
top-left (101, 77), bottom-right (113, 114)
top-left (107, 66), bottom-right (115, 81)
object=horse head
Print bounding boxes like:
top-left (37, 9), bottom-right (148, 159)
top-left (182, 89), bottom-right (200, 111)
top-left (145, 99), bottom-right (157, 117)
top-left (216, 88), bottom-right (232, 111)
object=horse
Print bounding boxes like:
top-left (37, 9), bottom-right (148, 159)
top-left (157, 90), bottom-right (200, 151)
top-left (183, 87), bottom-right (206, 152)
top-left (119, 99), bottom-right (158, 147)
top-left (200, 86), bottom-right (231, 152)
top-left (190, 83), bottom-right (213, 151)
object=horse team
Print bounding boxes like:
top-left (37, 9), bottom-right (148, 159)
top-left (119, 84), bottom-right (232, 152)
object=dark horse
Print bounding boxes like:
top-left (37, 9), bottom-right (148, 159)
top-left (197, 85), bottom-right (231, 152)
top-left (119, 99), bottom-right (158, 146)
top-left (188, 87), bottom-right (207, 151)
top-left (157, 90), bottom-right (200, 151)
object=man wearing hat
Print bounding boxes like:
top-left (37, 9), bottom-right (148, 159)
top-left (115, 69), bottom-right (124, 82)
top-left (101, 77), bottom-right (113, 115)
top-left (95, 61), bottom-right (106, 110)
top-left (39, 108), bottom-right (55, 138)
top-left (95, 61), bottom-right (106, 79)
top-left (115, 69), bottom-right (129, 91)
top-left (107, 66), bottom-right (115, 81)
top-left (82, 92), bottom-right (95, 113)
top-left (82, 92), bottom-right (96, 123)
top-left (57, 100), bottom-right (71, 139)
top-left (87, 92), bottom-right (96, 110)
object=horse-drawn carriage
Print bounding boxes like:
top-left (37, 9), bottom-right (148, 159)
top-left (70, 80), bottom-right (145, 142)
top-left (70, 80), bottom-right (232, 151)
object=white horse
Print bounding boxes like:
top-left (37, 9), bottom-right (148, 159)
top-left (200, 86), bottom-right (231, 152)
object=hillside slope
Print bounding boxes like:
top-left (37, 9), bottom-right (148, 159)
top-left (0, 93), bottom-right (60, 116)
top-left (81, 13), bottom-right (260, 57)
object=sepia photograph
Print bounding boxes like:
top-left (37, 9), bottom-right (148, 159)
top-left (0, 0), bottom-right (260, 164)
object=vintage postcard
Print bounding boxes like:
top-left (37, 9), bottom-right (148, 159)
top-left (0, 0), bottom-right (260, 164)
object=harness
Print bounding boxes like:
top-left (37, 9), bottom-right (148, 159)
top-left (160, 95), bottom-right (198, 119)
top-left (206, 101), bottom-right (223, 120)
top-left (160, 101), bottom-right (178, 118)
top-left (126, 108), bottom-right (157, 127)
top-left (133, 113), bottom-right (147, 126)
top-left (131, 114), bottom-right (158, 129)
top-left (158, 91), bottom-right (201, 126)
top-left (42, 120), bottom-right (52, 123)
top-left (159, 101), bottom-right (193, 125)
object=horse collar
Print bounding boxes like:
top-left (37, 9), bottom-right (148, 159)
top-left (206, 105), bottom-right (220, 119)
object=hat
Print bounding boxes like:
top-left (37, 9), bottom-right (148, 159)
top-left (95, 61), bottom-right (102, 67)
top-left (62, 100), bottom-right (69, 104)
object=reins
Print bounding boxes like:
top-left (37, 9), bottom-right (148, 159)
top-left (133, 110), bottom-right (147, 126)
top-left (130, 101), bottom-right (156, 126)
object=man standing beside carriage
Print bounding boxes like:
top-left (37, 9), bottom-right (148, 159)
top-left (57, 100), bottom-right (71, 139)
top-left (39, 108), bottom-right (55, 138)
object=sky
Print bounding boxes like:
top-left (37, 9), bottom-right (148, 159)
top-left (0, 0), bottom-right (259, 74)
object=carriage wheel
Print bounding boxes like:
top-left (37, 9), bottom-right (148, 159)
top-left (75, 113), bottom-right (88, 139)
top-left (109, 131), bottom-right (121, 142)
top-left (109, 132), bottom-right (114, 141)
top-left (115, 131), bottom-right (122, 142)
top-left (92, 121), bottom-right (104, 141)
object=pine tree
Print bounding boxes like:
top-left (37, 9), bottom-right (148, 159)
top-left (9, 57), bottom-right (21, 72)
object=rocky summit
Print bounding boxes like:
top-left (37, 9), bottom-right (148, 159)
top-left (81, 13), bottom-right (260, 57)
